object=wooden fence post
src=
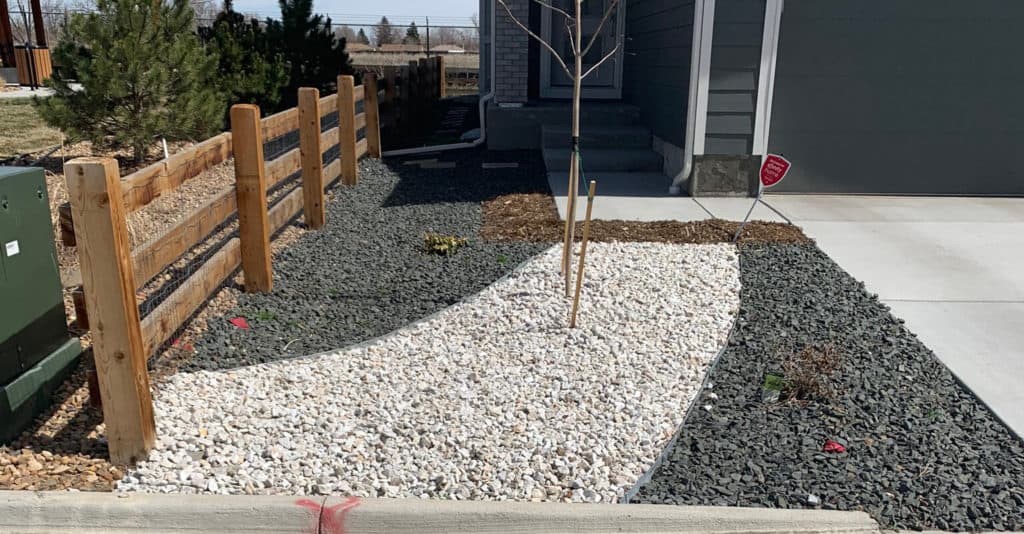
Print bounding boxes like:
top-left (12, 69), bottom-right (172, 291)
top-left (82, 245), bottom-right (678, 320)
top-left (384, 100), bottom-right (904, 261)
top-left (364, 73), bottom-right (382, 158)
top-left (385, 69), bottom-right (397, 101)
top-left (64, 157), bottom-right (155, 465)
top-left (337, 74), bottom-right (358, 185)
top-left (230, 104), bottom-right (273, 292)
top-left (418, 57), bottom-right (428, 101)
top-left (409, 61), bottom-right (421, 127)
top-left (298, 87), bottom-right (326, 229)
top-left (438, 55), bottom-right (447, 99)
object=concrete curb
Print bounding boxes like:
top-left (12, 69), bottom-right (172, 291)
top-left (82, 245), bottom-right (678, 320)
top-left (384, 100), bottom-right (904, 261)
top-left (0, 491), bottom-right (880, 534)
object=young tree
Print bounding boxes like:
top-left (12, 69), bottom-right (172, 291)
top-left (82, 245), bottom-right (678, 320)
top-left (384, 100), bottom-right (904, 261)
top-left (335, 24), bottom-right (357, 43)
top-left (433, 26), bottom-right (458, 46)
top-left (200, 0), bottom-right (289, 117)
top-left (265, 0), bottom-right (353, 108)
top-left (403, 21), bottom-right (420, 45)
top-left (373, 15), bottom-right (398, 46)
top-left (355, 28), bottom-right (370, 45)
top-left (497, 0), bottom-right (622, 296)
top-left (35, 0), bottom-right (224, 164)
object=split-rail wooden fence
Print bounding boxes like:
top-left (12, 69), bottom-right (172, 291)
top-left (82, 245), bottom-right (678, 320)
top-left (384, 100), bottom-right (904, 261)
top-left (64, 74), bottom-right (383, 464)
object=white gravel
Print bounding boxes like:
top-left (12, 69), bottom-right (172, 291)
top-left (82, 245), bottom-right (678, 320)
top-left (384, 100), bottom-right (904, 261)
top-left (119, 242), bottom-right (740, 502)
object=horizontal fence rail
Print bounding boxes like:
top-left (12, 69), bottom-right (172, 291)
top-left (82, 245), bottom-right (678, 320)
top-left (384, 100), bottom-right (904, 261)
top-left (65, 74), bottom-right (378, 464)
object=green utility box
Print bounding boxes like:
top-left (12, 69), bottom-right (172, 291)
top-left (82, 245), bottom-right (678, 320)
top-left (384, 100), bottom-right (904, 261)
top-left (0, 166), bottom-right (82, 443)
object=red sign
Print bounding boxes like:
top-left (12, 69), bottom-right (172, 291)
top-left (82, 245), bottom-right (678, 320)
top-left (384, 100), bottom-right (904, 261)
top-left (760, 154), bottom-right (791, 188)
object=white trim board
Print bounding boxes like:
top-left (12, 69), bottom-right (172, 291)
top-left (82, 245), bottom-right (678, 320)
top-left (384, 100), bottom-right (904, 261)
top-left (752, 0), bottom-right (784, 156)
top-left (691, 0), bottom-right (716, 156)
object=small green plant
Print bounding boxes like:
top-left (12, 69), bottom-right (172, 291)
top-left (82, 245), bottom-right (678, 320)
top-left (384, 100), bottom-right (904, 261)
top-left (255, 311), bottom-right (276, 321)
top-left (424, 233), bottom-right (468, 256)
top-left (497, 255), bottom-right (509, 264)
top-left (763, 374), bottom-right (785, 392)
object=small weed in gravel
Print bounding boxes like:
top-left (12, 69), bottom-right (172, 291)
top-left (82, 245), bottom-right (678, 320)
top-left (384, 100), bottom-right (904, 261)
top-left (254, 311), bottom-right (276, 321)
top-left (424, 233), bottom-right (468, 256)
top-left (782, 344), bottom-right (842, 402)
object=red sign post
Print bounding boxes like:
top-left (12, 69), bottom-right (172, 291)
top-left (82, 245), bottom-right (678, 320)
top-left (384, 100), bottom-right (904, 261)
top-left (760, 154), bottom-right (791, 188)
top-left (734, 154), bottom-right (792, 242)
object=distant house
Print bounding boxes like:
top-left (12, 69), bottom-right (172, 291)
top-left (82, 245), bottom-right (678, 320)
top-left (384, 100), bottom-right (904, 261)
top-left (378, 43), bottom-right (425, 54)
top-left (428, 44), bottom-right (466, 54)
top-left (345, 43), bottom-right (374, 54)
top-left (479, 0), bottom-right (1024, 196)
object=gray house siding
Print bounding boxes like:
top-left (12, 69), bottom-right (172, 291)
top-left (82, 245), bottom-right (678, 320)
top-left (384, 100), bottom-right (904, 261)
top-left (705, 0), bottom-right (764, 155)
top-left (768, 0), bottom-right (1024, 195)
top-left (622, 0), bottom-right (694, 146)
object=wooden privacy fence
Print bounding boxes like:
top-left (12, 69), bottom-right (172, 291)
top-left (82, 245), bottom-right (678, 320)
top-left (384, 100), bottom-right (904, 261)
top-left (65, 74), bottom-right (381, 464)
top-left (361, 55), bottom-right (446, 141)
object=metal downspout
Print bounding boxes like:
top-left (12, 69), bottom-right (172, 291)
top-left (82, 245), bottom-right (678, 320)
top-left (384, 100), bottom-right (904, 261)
top-left (669, 0), bottom-right (714, 194)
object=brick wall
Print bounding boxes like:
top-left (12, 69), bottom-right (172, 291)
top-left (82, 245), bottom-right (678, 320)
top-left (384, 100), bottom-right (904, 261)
top-left (494, 0), bottom-right (529, 103)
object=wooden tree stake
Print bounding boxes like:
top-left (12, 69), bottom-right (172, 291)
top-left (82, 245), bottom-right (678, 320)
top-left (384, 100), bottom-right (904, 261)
top-left (364, 73), bottom-right (383, 158)
top-left (337, 74), bottom-right (359, 185)
top-left (570, 180), bottom-right (597, 328)
top-left (230, 104), bottom-right (273, 292)
top-left (65, 157), bottom-right (156, 464)
top-left (298, 87), bottom-right (326, 229)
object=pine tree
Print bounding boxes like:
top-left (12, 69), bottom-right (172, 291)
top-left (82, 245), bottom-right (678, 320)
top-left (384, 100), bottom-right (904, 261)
top-left (200, 0), bottom-right (289, 117)
top-left (35, 0), bottom-right (224, 164)
top-left (356, 28), bottom-right (370, 45)
top-left (266, 0), bottom-right (353, 108)
top-left (404, 21), bottom-right (420, 45)
top-left (374, 16), bottom-right (397, 47)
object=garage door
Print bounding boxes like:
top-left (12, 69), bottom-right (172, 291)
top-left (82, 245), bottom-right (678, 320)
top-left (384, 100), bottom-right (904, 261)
top-left (767, 1), bottom-right (1024, 195)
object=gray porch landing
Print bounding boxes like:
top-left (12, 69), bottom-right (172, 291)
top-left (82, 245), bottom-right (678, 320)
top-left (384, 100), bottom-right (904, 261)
top-left (540, 106), bottom-right (689, 221)
top-left (548, 174), bottom-right (787, 222)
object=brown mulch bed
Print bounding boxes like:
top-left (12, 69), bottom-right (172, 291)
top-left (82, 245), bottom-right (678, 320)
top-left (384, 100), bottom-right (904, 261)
top-left (481, 192), bottom-right (811, 244)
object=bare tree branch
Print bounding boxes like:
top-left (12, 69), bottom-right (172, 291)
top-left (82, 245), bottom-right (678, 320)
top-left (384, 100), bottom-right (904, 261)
top-left (533, 0), bottom-right (573, 21)
top-left (581, 42), bottom-right (621, 79)
top-left (497, 0), bottom-right (573, 78)
top-left (582, 0), bottom-right (619, 59)
top-left (564, 17), bottom-right (575, 52)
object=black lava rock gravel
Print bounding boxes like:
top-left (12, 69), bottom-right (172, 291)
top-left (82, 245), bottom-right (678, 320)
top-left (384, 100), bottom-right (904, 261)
top-left (635, 243), bottom-right (1024, 532)
top-left (185, 149), bottom-right (549, 371)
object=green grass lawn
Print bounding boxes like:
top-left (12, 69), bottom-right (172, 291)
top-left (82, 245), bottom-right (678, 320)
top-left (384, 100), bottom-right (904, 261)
top-left (0, 98), bottom-right (62, 158)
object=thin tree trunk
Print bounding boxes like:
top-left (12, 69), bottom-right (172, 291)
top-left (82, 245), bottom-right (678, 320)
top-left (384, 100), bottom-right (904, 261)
top-left (562, 0), bottom-right (583, 298)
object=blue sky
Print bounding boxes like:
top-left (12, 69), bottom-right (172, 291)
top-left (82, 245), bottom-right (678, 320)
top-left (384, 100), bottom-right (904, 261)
top-left (231, 0), bottom-right (479, 27)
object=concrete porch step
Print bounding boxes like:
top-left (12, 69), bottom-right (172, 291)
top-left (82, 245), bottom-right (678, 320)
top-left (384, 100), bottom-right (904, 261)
top-left (541, 124), bottom-right (652, 149)
top-left (543, 147), bottom-right (662, 173)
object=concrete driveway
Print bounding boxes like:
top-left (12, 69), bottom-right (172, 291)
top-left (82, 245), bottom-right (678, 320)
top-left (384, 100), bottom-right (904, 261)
top-left (766, 195), bottom-right (1024, 437)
